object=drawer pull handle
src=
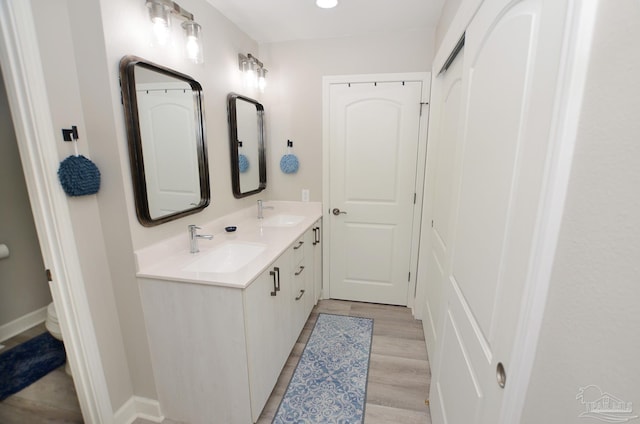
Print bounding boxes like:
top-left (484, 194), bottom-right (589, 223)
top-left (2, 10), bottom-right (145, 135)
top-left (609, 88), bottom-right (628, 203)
top-left (293, 241), bottom-right (304, 250)
top-left (295, 266), bottom-right (305, 276)
top-left (274, 266), bottom-right (281, 291)
top-left (295, 289), bottom-right (305, 301)
top-left (269, 270), bottom-right (277, 296)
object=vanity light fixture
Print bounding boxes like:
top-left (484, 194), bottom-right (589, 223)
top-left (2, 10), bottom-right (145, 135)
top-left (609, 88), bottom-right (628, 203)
top-left (239, 53), bottom-right (268, 92)
top-left (146, 0), bottom-right (204, 64)
top-left (316, 0), bottom-right (338, 9)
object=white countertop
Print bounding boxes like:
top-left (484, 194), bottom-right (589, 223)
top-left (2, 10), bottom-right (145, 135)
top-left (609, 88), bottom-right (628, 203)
top-left (135, 201), bottom-right (323, 289)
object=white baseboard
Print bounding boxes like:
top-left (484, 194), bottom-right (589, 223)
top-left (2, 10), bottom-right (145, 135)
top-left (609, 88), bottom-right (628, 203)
top-left (113, 396), bottom-right (164, 424)
top-left (0, 305), bottom-right (48, 342)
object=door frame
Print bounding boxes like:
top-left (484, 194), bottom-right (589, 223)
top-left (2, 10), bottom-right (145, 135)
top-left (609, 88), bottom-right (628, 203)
top-left (0, 1), bottom-right (112, 422)
top-left (417, 1), bottom-right (599, 422)
top-left (322, 72), bottom-right (431, 310)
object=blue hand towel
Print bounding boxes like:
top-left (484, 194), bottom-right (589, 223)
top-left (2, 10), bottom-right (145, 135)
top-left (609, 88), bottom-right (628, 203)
top-left (238, 153), bottom-right (250, 173)
top-left (280, 154), bottom-right (299, 174)
top-left (57, 155), bottom-right (101, 196)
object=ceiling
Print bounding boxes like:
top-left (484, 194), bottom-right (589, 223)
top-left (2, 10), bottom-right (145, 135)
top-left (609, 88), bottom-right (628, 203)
top-left (205, 0), bottom-right (446, 44)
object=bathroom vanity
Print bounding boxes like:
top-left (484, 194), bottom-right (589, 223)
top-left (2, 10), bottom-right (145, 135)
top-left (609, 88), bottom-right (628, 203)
top-left (135, 201), bottom-right (322, 423)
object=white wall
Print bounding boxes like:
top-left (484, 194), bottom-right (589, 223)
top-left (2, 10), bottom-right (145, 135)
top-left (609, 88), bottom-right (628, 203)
top-left (96, 0), bottom-right (264, 251)
top-left (0, 71), bottom-right (51, 330)
top-left (521, 1), bottom-right (640, 422)
top-left (259, 29), bottom-right (435, 202)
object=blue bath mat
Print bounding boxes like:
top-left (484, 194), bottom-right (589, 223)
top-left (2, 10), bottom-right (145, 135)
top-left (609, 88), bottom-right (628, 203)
top-left (273, 313), bottom-right (374, 423)
top-left (0, 332), bottom-right (66, 400)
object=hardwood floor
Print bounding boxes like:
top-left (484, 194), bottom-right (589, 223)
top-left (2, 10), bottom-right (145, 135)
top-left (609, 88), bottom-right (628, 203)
top-left (0, 324), bottom-right (83, 424)
top-left (2, 300), bottom-right (431, 423)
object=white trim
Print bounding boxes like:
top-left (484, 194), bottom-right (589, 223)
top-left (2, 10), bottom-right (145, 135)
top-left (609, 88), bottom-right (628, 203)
top-left (0, 306), bottom-right (48, 343)
top-left (321, 72), bottom-right (430, 307)
top-left (499, 1), bottom-right (599, 422)
top-left (0, 0), bottom-right (112, 422)
top-left (113, 396), bottom-right (165, 424)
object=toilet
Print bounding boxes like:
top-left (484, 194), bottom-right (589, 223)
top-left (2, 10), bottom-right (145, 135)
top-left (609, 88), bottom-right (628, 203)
top-left (45, 302), bottom-right (71, 376)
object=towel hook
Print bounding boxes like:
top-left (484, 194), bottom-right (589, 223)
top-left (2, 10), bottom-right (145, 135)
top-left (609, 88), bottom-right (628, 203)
top-left (61, 125), bottom-right (79, 142)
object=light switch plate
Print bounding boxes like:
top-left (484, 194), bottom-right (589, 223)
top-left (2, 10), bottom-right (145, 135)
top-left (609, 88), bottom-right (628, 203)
top-left (302, 189), bottom-right (310, 202)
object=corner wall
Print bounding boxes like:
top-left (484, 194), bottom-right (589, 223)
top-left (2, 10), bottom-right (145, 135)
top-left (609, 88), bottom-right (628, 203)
top-left (521, 1), bottom-right (640, 422)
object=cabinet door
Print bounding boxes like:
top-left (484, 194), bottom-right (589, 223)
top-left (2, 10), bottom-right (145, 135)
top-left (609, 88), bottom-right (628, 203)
top-left (290, 228), bottom-right (316, 343)
top-left (312, 220), bottom-right (323, 304)
top-left (245, 254), bottom-right (291, 422)
top-left (290, 235), bottom-right (308, 342)
top-left (302, 227), bottom-right (315, 317)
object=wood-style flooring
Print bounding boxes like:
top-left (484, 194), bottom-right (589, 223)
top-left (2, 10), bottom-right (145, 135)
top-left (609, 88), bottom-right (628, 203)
top-left (0, 323), bottom-right (83, 424)
top-left (1, 300), bottom-right (431, 423)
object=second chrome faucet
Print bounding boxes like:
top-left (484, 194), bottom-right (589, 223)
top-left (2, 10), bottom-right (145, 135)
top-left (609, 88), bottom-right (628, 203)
top-left (257, 200), bottom-right (274, 219)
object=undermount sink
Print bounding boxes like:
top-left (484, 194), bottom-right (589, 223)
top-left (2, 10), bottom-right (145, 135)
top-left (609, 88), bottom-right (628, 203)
top-left (182, 241), bottom-right (267, 273)
top-left (260, 214), bottom-right (304, 227)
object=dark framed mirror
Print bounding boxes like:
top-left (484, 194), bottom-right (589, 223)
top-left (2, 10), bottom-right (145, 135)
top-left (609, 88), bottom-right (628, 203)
top-left (120, 56), bottom-right (210, 226)
top-left (227, 93), bottom-right (266, 198)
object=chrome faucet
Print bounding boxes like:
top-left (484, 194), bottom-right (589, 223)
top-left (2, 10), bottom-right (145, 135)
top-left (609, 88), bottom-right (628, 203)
top-left (257, 200), bottom-right (274, 219)
top-left (188, 224), bottom-right (213, 254)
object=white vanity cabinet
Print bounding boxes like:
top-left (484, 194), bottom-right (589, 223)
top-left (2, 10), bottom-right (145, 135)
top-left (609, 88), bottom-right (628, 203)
top-left (138, 222), bottom-right (321, 424)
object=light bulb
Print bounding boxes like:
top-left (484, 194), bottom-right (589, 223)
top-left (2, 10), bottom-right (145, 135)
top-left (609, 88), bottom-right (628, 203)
top-left (152, 18), bottom-right (169, 46)
top-left (316, 0), bottom-right (338, 8)
top-left (147, 0), bottom-right (170, 46)
top-left (182, 21), bottom-right (203, 64)
top-left (258, 68), bottom-right (267, 92)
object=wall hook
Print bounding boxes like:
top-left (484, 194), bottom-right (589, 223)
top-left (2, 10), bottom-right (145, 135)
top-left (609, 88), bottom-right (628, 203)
top-left (62, 126), bottom-right (79, 142)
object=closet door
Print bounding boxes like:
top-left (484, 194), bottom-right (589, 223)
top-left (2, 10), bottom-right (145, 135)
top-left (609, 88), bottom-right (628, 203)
top-left (421, 45), bottom-right (465, 362)
top-left (428, 0), bottom-right (570, 422)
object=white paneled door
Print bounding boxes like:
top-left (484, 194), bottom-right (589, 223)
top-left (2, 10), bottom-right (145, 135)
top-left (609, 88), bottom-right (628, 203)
top-left (421, 46), bottom-right (464, 362)
top-left (427, 0), bottom-right (571, 423)
top-left (328, 78), bottom-right (424, 305)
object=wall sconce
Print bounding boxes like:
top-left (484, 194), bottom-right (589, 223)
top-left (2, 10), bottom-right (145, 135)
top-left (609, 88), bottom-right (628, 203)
top-left (239, 53), bottom-right (267, 92)
top-left (146, 0), bottom-right (204, 64)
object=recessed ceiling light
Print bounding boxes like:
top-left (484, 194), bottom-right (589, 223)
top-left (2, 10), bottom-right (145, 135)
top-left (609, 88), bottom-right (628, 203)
top-left (316, 0), bottom-right (338, 9)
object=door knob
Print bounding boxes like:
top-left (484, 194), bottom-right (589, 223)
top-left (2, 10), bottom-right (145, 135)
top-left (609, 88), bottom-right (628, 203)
top-left (332, 208), bottom-right (347, 216)
top-left (496, 362), bottom-right (506, 388)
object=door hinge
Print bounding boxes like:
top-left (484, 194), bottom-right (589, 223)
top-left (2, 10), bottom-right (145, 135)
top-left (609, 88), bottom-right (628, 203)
top-left (413, 193), bottom-right (417, 204)
top-left (408, 271), bottom-right (411, 282)
top-left (431, 220), bottom-right (434, 228)
top-left (46, 269), bottom-right (52, 282)
top-left (419, 102), bottom-right (429, 116)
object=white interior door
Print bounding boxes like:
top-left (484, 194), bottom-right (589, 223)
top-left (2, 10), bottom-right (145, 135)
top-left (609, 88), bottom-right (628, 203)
top-left (421, 46), bottom-right (465, 361)
top-left (328, 79), bottom-right (423, 305)
top-left (428, 0), bottom-right (570, 422)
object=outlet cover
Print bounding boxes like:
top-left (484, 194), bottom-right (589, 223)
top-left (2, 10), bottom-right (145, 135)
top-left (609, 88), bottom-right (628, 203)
top-left (302, 189), bottom-right (310, 202)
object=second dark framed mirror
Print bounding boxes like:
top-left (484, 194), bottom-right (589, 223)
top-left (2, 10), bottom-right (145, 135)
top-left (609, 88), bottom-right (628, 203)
top-left (120, 56), bottom-right (210, 226)
top-left (227, 93), bottom-right (266, 198)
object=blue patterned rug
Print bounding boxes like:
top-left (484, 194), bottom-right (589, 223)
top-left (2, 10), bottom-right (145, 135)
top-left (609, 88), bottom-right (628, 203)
top-left (273, 313), bottom-right (374, 423)
top-left (0, 332), bottom-right (66, 400)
